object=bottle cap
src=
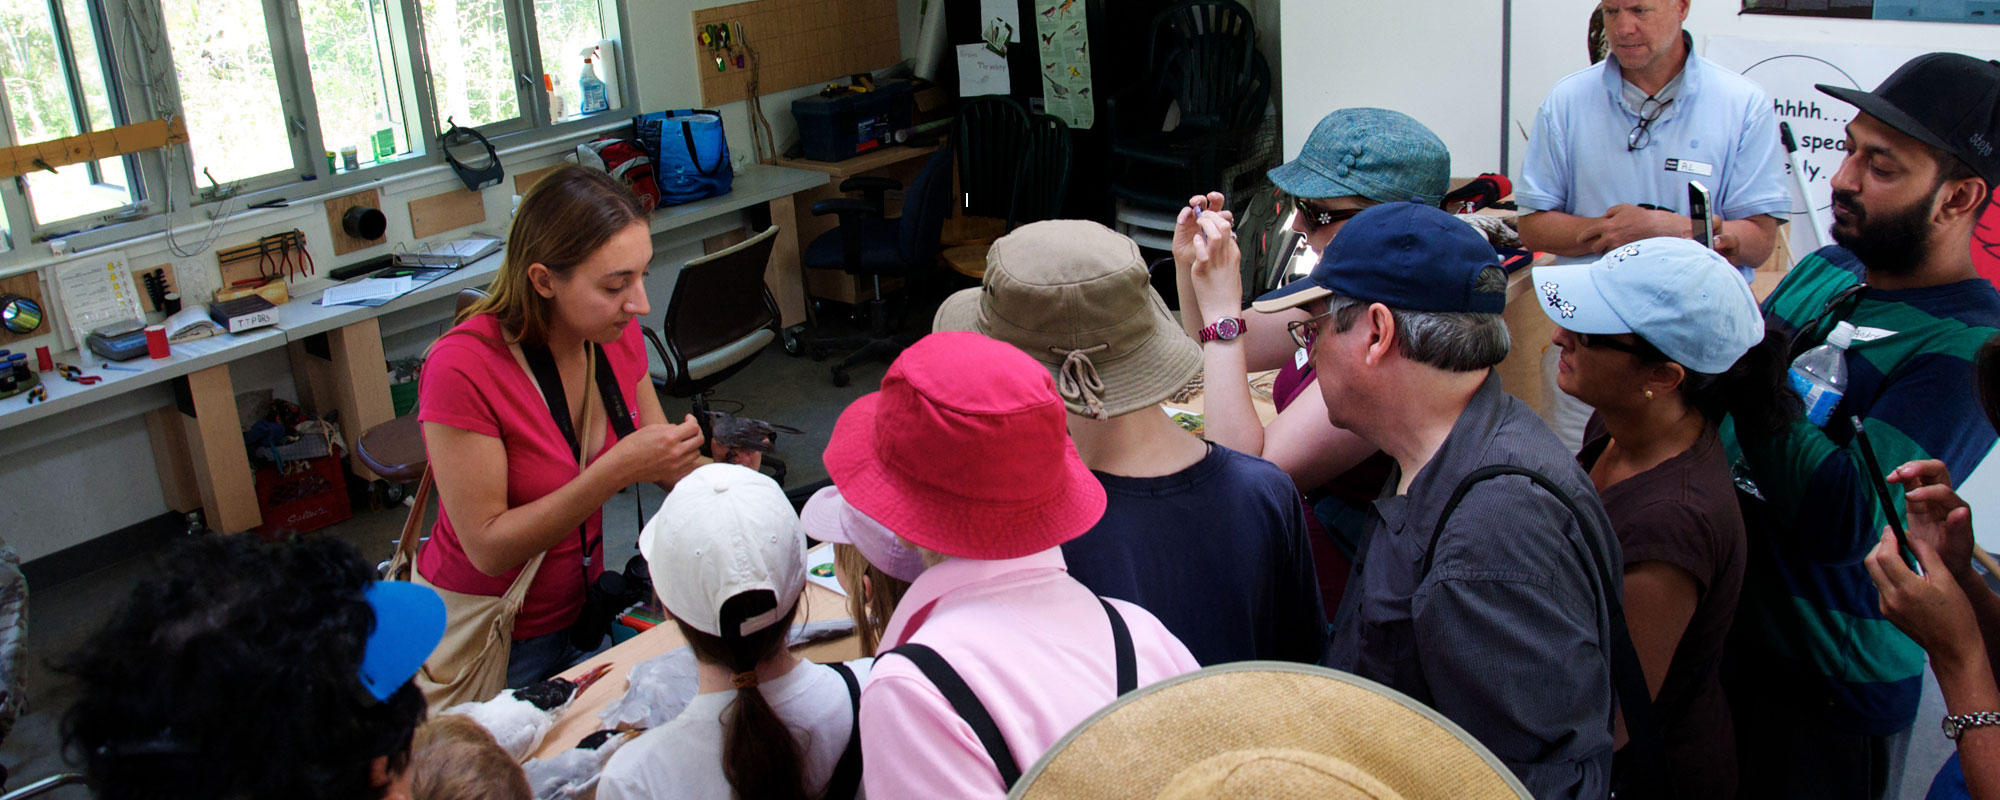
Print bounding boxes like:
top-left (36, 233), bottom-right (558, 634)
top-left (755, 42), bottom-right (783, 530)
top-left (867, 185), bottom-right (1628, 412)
top-left (1828, 321), bottom-right (1857, 348)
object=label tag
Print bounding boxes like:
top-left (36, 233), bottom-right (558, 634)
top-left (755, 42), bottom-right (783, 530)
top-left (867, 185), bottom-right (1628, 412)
top-left (1851, 326), bottom-right (1896, 343)
top-left (1294, 347), bottom-right (1309, 370)
top-left (1665, 158), bottom-right (1714, 177)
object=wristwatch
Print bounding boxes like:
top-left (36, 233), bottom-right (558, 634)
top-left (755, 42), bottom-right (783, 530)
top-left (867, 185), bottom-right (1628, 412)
top-left (1943, 712), bottom-right (2000, 739)
top-left (1199, 317), bottom-right (1244, 343)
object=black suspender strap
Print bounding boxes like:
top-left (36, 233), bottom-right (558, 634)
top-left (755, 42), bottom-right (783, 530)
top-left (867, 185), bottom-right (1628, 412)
top-left (823, 661), bottom-right (865, 800)
top-left (884, 643), bottom-right (1022, 788)
top-left (1100, 598), bottom-right (1136, 696)
top-left (1421, 465), bottom-right (1666, 794)
top-left (881, 596), bottom-right (1136, 791)
top-left (520, 341), bottom-right (637, 574)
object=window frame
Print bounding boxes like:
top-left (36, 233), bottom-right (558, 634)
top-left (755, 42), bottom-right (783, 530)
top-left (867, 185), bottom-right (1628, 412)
top-left (0, 0), bottom-right (155, 237)
top-left (0, 0), bottom-right (635, 265)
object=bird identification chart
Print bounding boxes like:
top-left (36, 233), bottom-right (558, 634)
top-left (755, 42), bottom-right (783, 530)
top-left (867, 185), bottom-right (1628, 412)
top-left (1035, 0), bottom-right (1093, 129)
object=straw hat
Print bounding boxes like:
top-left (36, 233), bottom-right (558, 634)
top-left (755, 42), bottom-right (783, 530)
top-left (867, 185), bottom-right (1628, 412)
top-left (934, 219), bottom-right (1201, 420)
top-left (1009, 662), bottom-right (1529, 800)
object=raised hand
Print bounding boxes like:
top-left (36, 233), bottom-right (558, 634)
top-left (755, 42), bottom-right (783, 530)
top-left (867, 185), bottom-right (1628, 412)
top-left (1867, 527), bottom-right (1981, 667)
top-left (1888, 459), bottom-right (1976, 584)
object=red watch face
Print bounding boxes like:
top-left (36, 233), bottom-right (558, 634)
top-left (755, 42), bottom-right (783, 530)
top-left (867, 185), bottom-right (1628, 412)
top-left (1215, 318), bottom-right (1241, 340)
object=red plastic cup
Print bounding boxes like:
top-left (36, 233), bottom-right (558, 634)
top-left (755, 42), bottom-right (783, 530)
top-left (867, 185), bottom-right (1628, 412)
top-left (145, 325), bottom-right (169, 359)
top-left (34, 345), bottom-right (51, 372)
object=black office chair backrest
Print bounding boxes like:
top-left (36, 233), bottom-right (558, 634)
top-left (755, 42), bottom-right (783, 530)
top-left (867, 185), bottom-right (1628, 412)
top-left (1011, 115), bottom-right (1072, 226)
top-left (953, 97), bottom-right (1033, 220)
top-left (663, 226), bottom-right (781, 360)
top-left (898, 148), bottom-right (956, 270)
top-left (1145, 0), bottom-right (1257, 73)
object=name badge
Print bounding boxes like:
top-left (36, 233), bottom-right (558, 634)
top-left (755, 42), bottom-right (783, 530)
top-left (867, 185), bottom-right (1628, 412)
top-left (1294, 347), bottom-right (1309, 370)
top-left (1665, 158), bottom-right (1714, 177)
top-left (1851, 326), bottom-right (1896, 343)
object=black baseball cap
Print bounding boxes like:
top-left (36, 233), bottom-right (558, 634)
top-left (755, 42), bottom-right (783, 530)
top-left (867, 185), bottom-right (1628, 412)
top-left (1817, 53), bottom-right (2000, 188)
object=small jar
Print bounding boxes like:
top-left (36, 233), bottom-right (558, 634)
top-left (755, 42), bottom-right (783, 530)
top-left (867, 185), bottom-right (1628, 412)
top-left (0, 370), bottom-right (16, 393)
top-left (7, 354), bottom-right (26, 382)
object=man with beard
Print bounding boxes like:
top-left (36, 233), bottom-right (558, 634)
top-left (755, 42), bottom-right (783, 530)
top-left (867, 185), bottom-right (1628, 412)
top-left (1722, 53), bottom-right (2000, 800)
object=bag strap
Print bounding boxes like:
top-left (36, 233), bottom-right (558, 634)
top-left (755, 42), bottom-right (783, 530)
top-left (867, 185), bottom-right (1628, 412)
top-left (1421, 465), bottom-right (1665, 789)
top-left (679, 109), bottom-right (726, 177)
top-left (824, 661), bottom-right (865, 800)
top-left (1100, 598), bottom-right (1136, 696)
top-left (883, 643), bottom-right (1020, 788)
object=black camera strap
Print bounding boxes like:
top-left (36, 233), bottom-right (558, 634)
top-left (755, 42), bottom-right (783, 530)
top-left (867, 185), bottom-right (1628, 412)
top-left (522, 341), bottom-right (637, 582)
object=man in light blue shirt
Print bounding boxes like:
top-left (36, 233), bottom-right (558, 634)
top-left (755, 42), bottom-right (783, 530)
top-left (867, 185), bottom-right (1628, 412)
top-left (1517, 0), bottom-right (1792, 450)
top-left (1518, 0), bottom-right (1789, 272)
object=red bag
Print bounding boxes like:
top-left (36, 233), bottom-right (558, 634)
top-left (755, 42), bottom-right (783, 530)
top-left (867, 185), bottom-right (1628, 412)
top-left (578, 136), bottom-right (660, 213)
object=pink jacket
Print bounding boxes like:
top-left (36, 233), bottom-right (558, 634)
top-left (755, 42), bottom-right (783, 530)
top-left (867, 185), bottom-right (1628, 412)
top-left (858, 548), bottom-right (1199, 799)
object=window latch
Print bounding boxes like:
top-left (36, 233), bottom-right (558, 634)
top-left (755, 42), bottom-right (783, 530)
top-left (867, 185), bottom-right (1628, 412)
top-left (289, 117), bottom-right (307, 136)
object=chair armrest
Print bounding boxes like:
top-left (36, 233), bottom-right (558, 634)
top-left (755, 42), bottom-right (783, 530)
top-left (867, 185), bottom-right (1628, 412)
top-left (643, 325), bottom-right (681, 388)
top-left (839, 176), bottom-right (902, 194)
top-left (810, 198), bottom-right (882, 220)
top-left (839, 176), bottom-right (901, 215)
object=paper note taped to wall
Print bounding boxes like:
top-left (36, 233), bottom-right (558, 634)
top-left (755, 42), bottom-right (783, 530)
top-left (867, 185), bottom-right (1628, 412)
top-left (958, 43), bottom-right (1010, 98)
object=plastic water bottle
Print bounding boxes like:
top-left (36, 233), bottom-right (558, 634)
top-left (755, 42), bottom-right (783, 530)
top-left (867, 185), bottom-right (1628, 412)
top-left (1790, 321), bottom-right (1856, 427)
top-left (579, 55), bottom-right (609, 114)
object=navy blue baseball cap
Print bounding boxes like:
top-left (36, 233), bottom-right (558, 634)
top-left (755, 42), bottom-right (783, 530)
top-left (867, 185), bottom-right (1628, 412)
top-left (1252, 203), bottom-right (1504, 315)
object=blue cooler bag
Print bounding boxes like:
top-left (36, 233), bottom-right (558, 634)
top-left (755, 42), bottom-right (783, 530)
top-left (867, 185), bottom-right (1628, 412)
top-left (637, 109), bottom-right (732, 205)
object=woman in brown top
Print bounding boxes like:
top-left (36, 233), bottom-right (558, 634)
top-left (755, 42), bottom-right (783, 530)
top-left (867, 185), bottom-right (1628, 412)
top-left (1534, 238), bottom-right (1797, 799)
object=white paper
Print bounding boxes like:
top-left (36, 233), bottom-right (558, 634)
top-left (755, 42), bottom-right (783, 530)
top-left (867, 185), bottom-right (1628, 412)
top-left (321, 276), bottom-right (413, 306)
top-left (804, 542), bottom-right (847, 597)
top-left (981, 0), bottom-right (1020, 44)
top-left (54, 255), bottom-right (143, 352)
top-left (957, 43), bottom-right (1010, 98)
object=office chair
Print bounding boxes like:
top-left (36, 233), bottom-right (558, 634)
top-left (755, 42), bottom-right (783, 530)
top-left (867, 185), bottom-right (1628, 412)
top-left (803, 147), bottom-right (953, 387)
top-left (354, 288), bottom-right (488, 501)
top-left (641, 225), bottom-right (795, 482)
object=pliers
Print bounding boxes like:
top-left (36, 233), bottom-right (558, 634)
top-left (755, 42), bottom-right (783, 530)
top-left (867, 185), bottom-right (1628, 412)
top-left (56, 364), bottom-right (101, 385)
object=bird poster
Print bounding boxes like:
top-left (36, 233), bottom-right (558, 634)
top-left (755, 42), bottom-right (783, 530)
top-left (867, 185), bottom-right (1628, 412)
top-left (1035, 0), bottom-right (1093, 129)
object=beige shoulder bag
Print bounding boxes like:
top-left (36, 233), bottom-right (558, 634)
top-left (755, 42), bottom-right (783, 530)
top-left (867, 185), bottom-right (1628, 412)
top-left (382, 341), bottom-right (606, 712)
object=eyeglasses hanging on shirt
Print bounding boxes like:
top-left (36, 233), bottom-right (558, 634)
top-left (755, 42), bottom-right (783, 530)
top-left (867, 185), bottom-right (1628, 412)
top-left (1627, 96), bottom-right (1672, 151)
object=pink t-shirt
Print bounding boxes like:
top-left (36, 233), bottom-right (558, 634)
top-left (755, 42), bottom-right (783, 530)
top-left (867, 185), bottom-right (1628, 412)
top-left (416, 313), bottom-right (648, 639)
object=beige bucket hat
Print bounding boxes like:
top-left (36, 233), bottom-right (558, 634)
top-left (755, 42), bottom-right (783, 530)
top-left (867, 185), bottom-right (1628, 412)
top-left (933, 219), bottom-right (1202, 420)
top-left (1009, 662), bottom-right (1531, 800)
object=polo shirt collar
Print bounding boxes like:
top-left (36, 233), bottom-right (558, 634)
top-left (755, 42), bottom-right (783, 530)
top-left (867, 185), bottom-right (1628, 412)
top-left (876, 547), bottom-right (1068, 650)
top-left (1373, 371), bottom-right (1510, 538)
top-left (1602, 30), bottom-right (1701, 116)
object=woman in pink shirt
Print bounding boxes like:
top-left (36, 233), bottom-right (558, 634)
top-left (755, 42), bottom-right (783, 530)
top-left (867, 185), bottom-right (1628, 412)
top-left (418, 166), bottom-right (706, 686)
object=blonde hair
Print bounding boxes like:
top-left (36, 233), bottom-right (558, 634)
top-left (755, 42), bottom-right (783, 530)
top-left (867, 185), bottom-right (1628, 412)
top-left (409, 715), bottom-right (532, 800)
top-left (833, 543), bottom-right (913, 656)
top-left (456, 164), bottom-right (648, 347)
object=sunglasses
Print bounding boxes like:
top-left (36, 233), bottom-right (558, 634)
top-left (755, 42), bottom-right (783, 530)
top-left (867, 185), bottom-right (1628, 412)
top-left (1294, 199), bottom-right (1366, 231)
top-left (1573, 331), bottom-right (1651, 356)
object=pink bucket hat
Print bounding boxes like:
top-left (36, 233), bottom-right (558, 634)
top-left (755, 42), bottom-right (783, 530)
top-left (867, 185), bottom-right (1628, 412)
top-left (822, 331), bottom-right (1107, 560)
top-left (800, 485), bottom-right (927, 582)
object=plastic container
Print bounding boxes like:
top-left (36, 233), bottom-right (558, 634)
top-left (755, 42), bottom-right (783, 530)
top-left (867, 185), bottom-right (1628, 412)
top-left (790, 81), bottom-right (914, 162)
top-left (1790, 321), bottom-right (1855, 427)
top-left (579, 52), bottom-right (609, 114)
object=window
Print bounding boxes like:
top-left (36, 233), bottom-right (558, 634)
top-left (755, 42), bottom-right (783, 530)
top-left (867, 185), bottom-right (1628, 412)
top-left (0, 0), bottom-right (630, 255)
top-left (0, 0), bottom-right (142, 226)
top-left (421, 0), bottom-right (524, 129)
top-left (162, 0), bottom-right (298, 188)
top-left (534, 0), bottom-right (610, 118)
top-left (301, 0), bottom-right (418, 170)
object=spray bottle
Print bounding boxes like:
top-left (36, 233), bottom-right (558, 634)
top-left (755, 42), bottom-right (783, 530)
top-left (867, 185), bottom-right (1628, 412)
top-left (579, 49), bottom-right (609, 114)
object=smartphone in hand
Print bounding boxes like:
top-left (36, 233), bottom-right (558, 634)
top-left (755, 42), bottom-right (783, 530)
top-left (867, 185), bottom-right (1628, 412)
top-left (1687, 180), bottom-right (1713, 249)
top-left (1852, 416), bottom-right (1921, 573)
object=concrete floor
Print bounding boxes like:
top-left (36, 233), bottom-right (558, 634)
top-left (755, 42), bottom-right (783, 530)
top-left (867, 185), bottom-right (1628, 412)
top-left (0, 293), bottom-right (1964, 798)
